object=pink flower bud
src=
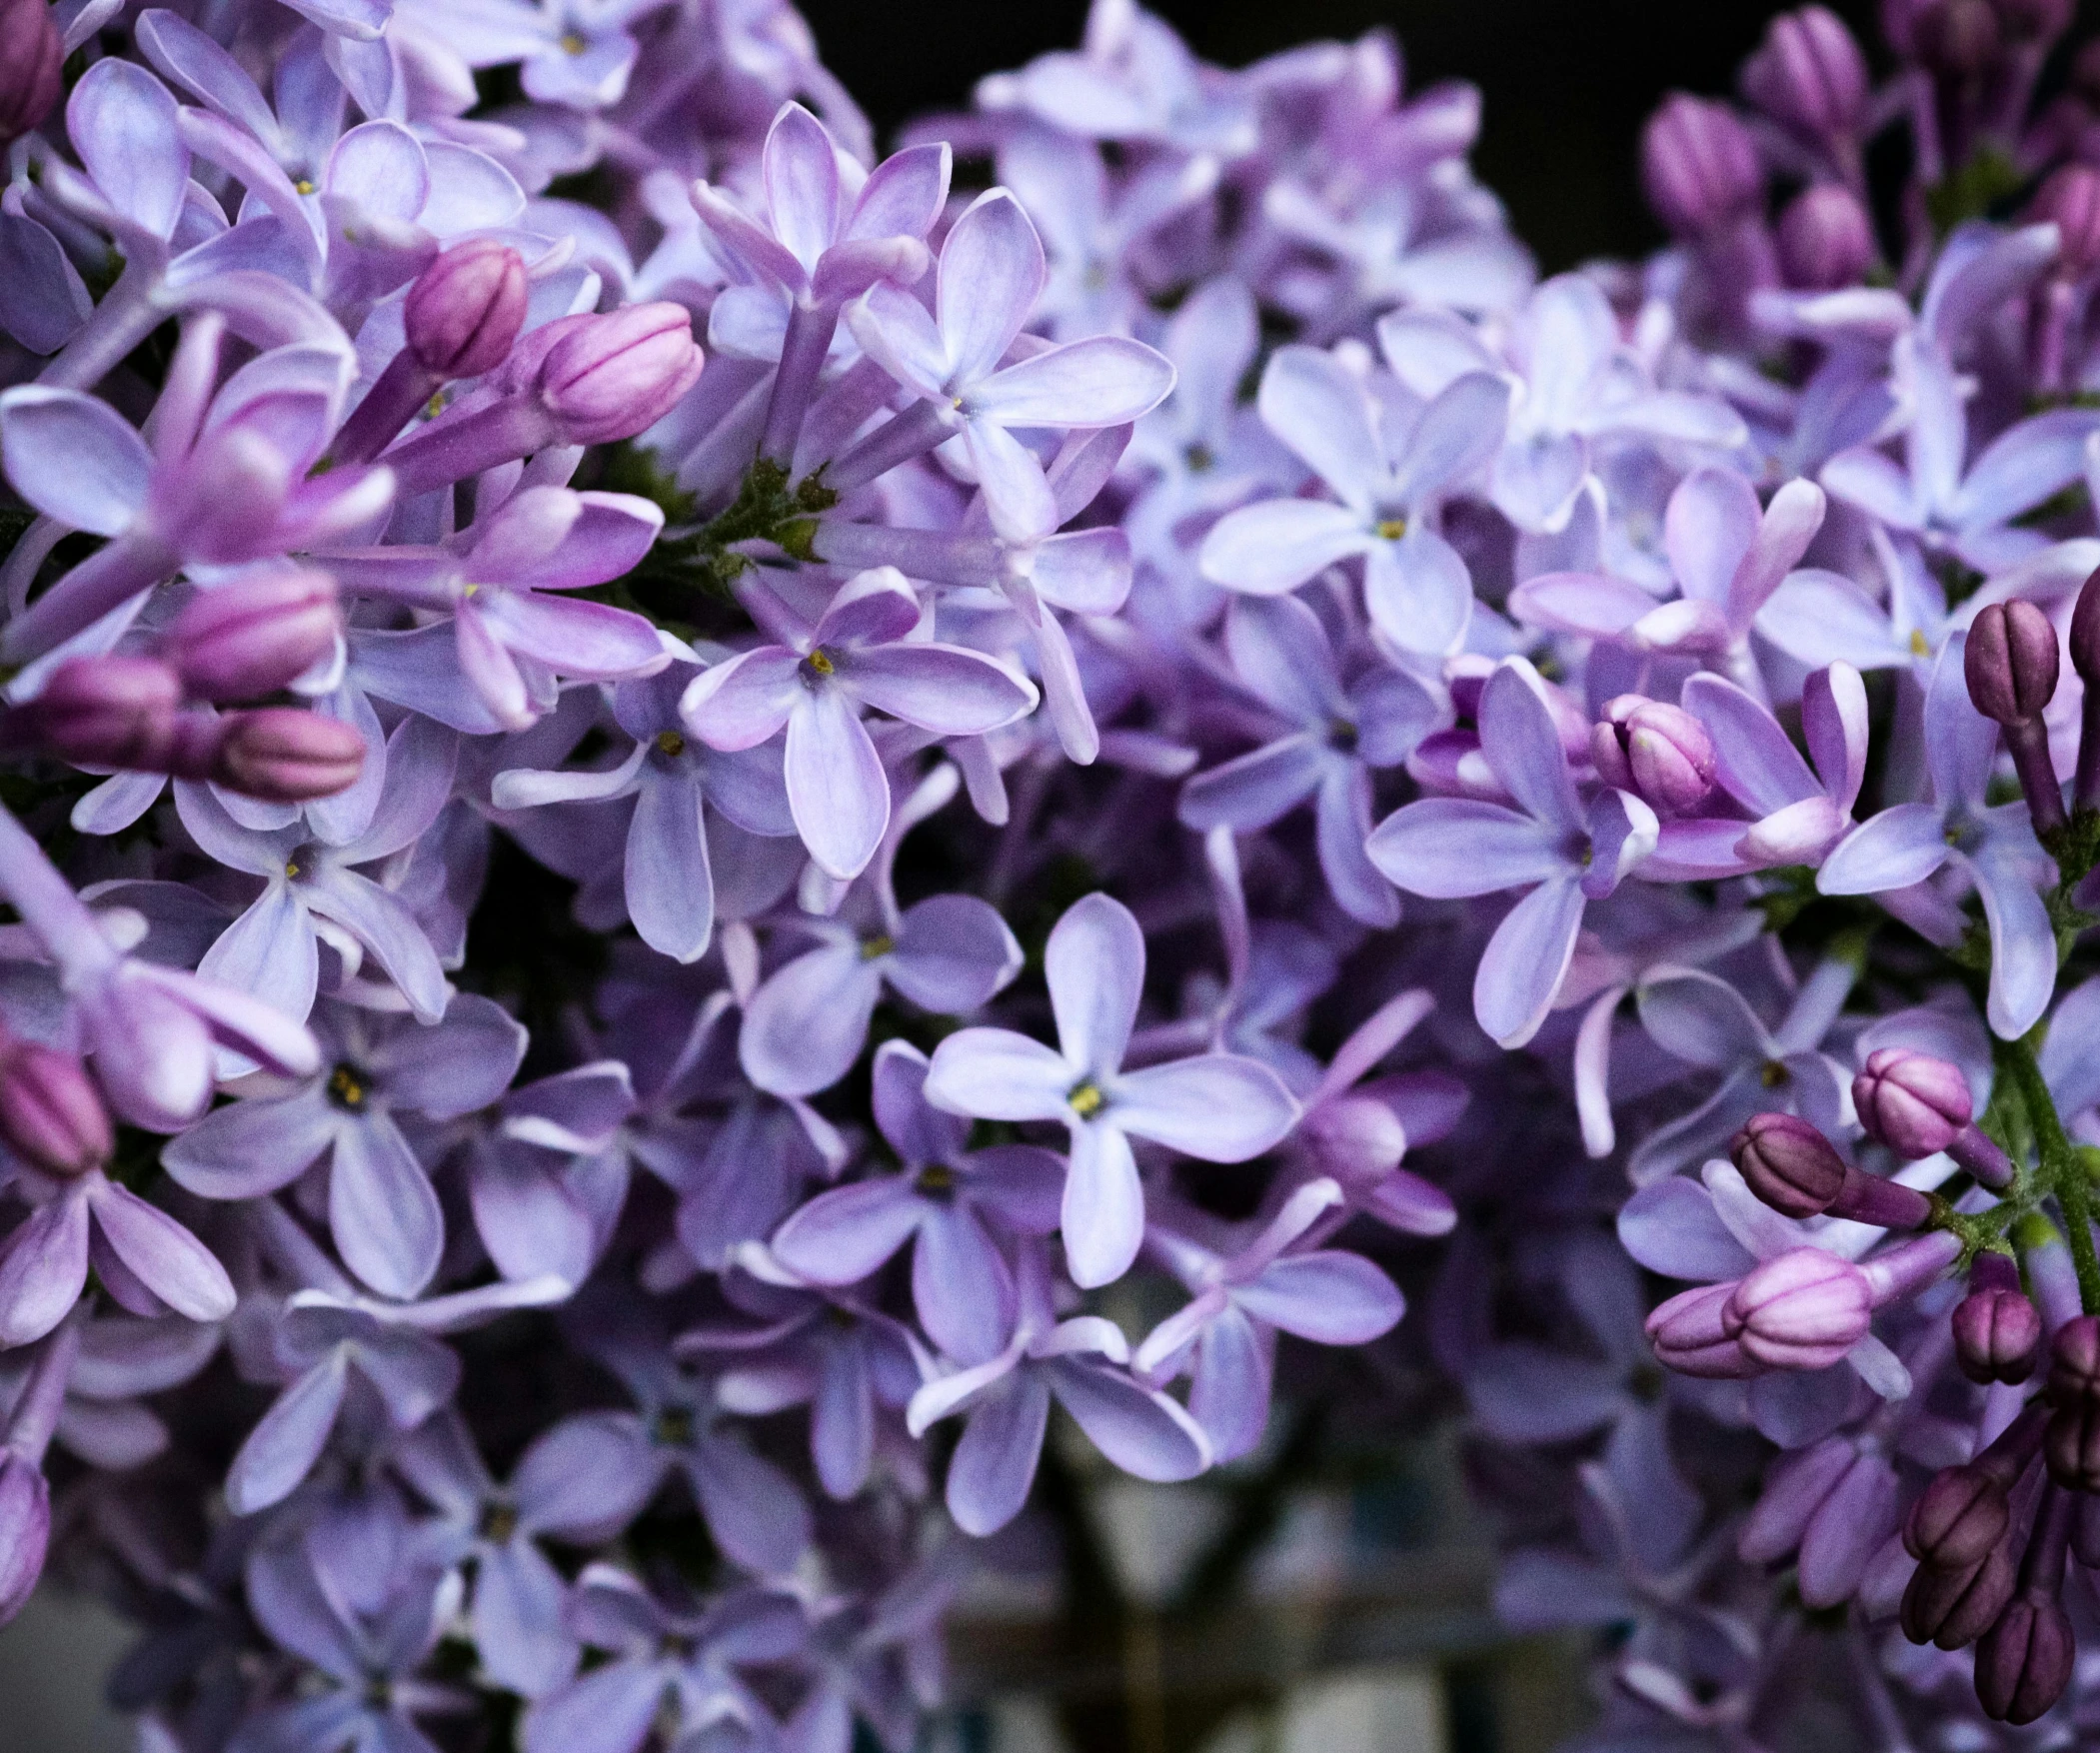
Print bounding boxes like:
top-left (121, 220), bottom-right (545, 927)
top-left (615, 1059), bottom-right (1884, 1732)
top-left (1724, 1248), bottom-right (1872, 1369)
top-left (1590, 696), bottom-right (1715, 816)
top-left (1954, 1254), bottom-right (2042, 1384)
top-left (2030, 165), bottom-right (2100, 280)
top-left (1853, 1047), bottom-right (1971, 1158)
top-left (29, 658), bottom-right (185, 769)
top-left (212, 710), bottom-right (365, 803)
top-left (1777, 184), bottom-right (1875, 289)
top-left (1647, 1281), bottom-right (1762, 1377)
top-left (406, 240), bottom-right (530, 380)
top-left (538, 303), bottom-right (705, 445)
top-left (1904, 1464), bottom-right (2011, 1568)
top-left (0, 0), bottom-right (62, 147)
top-left (1743, 7), bottom-right (1869, 141)
top-left (1901, 1544), bottom-right (2016, 1649)
top-left (1731, 1112), bottom-right (1848, 1217)
top-left (1641, 95), bottom-right (1763, 237)
top-left (1994, 0), bottom-right (2072, 42)
top-left (0, 1034), bottom-right (111, 1178)
top-left (1914, 0), bottom-right (2003, 72)
top-left (2045, 1317), bottom-right (2100, 1489)
top-left (162, 570), bottom-right (341, 703)
top-left (1965, 600), bottom-right (2060, 726)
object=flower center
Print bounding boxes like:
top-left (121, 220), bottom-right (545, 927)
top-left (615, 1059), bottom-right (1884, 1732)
top-left (560, 30), bottom-right (587, 52)
top-left (655, 730), bottom-right (686, 758)
top-left (327, 1062), bottom-right (371, 1110)
top-left (915, 1164), bottom-right (956, 1197)
top-left (860, 932), bottom-right (896, 961)
top-left (1067, 1079), bottom-right (1106, 1118)
top-left (652, 1405), bottom-right (696, 1447)
top-left (1327, 718), bottom-right (1359, 754)
top-left (1183, 442), bottom-right (1215, 474)
top-left (1909, 628), bottom-right (1931, 657)
top-left (478, 1499), bottom-right (519, 1543)
top-left (1375, 518), bottom-right (1407, 541)
top-left (294, 178), bottom-right (316, 196)
top-left (1760, 1059), bottom-right (1791, 1089)
top-left (801, 647), bottom-right (837, 682)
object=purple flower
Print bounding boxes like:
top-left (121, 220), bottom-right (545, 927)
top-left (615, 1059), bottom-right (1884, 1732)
top-left (924, 891), bottom-right (1299, 1287)
top-left (162, 996), bottom-right (526, 1299)
top-left (906, 1240), bottom-right (1210, 1535)
top-left (1367, 659), bottom-right (1658, 1047)
top-left (682, 566), bottom-right (1039, 879)
top-left (1179, 594), bottom-right (1440, 925)
top-left (843, 190), bottom-right (1176, 541)
top-left (1197, 343), bottom-right (1509, 654)
top-left (770, 1040), bottom-right (1062, 1362)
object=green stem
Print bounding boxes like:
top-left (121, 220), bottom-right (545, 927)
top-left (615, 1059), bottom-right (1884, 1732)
top-left (2002, 1033), bottom-right (2100, 1313)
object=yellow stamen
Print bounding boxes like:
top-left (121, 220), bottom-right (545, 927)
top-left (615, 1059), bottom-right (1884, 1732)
top-left (1067, 1080), bottom-right (1105, 1118)
top-left (655, 731), bottom-right (686, 758)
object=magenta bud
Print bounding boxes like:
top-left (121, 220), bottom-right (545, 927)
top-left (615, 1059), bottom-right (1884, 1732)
top-left (1731, 1112), bottom-right (1848, 1217)
top-left (1901, 1543), bottom-right (2016, 1648)
top-left (1590, 696), bottom-right (1715, 816)
top-left (0, 1035), bottom-right (111, 1178)
top-left (1743, 7), bottom-right (1870, 141)
top-left (538, 303), bottom-right (706, 445)
top-left (1641, 94), bottom-right (1763, 237)
top-left (1777, 184), bottom-right (1875, 289)
top-left (1954, 1255), bottom-right (2043, 1384)
top-left (0, 1450), bottom-right (49, 1628)
top-left (2071, 567), bottom-right (2100, 683)
top-left (1904, 1464), bottom-right (2011, 1568)
top-left (2030, 165), bottom-right (2100, 280)
top-left (0, 0), bottom-right (62, 147)
top-left (2046, 1317), bottom-right (2100, 1488)
top-left (1966, 601), bottom-right (2061, 726)
top-left (1724, 1248), bottom-right (1873, 1369)
top-left (162, 569), bottom-right (341, 703)
top-left (406, 240), bottom-right (530, 381)
top-left (29, 657), bottom-right (185, 768)
top-left (212, 710), bottom-right (365, 803)
top-left (1915, 0), bottom-right (2003, 71)
top-left (1853, 1047), bottom-right (1972, 1159)
top-left (1976, 1593), bottom-right (2075, 1724)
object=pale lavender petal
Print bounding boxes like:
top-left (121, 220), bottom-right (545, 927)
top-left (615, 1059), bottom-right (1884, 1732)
top-left (771, 1179), bottom-right (924, 1284)
top-left (626, 770), bottom-right (714, 963)
top-left (1474, 876), bottom-right (1585, 1048)
top-left (86, 1183), bottom-right (234, 1322)
top-left (1179, 737), bottom-right (1326, 833)
top-left (938, 190), bottom-right (1045, 385)
top-left (1046, 891), bottom-right (1143, 1077)
top-left (0, 387), bottom-right (152, 536)
top-left (740, 942), bottom-right (883, 1097)
top-left (1110, 1055), bottom-right (1298, 1161)
top-left (971, 337), bottom-right (1174, 428)
top-left (1478, 660), bottom-right (1582, 834)
top-left (162, 1089), bottom-right (337, 1199)
top-left (785, 685), bottom-right (890, 879)
top-left (681, 648), bottom-right (803, 752)
top-left (1196, 498), bottom-right (1371, 597)
top-left (330, 1114), bottom-right (444, 1300)
top-left (688, 1433), bottom-right (809, 1575)
top-left (1235, 1253), bottom-right (1402, 1344)
top-left (924, 1028), bottom-right (1073, 1121)
top-left (1253, 344), bottom-right (1384, 510)
top-left (1815, 803), bottom-right (1952, 895)
top-left (1971, 839), bottom-right (2058, 1039)
top-left (946, 1373), bottom-right (1050, 1536)
top-left (1047, 1359), bottom-right (1208, 1481)
top-left (474, 1540), bottom-right (577, 1698)
top-left (226, 1356), bottom-right (348, 1515)
top-left (846, 643), bottom-right (1037, 735)
top-left (303, 869), bottom-right (448, 1022)
top-left (1063, 1119), bottom-right (1142, 1288)
top-left (889, 893), bottom-right (1024, 1013)
top-left (1365, 799), bottom-right (1564, 897)
top-left (0, 1194), bottom-right (89, 1346)
top-left (1364, 530), bottom-right (1472, 656)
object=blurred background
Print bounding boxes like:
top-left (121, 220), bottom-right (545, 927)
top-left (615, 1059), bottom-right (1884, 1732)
top-left (0, 3), bottom-right (1895, 1749)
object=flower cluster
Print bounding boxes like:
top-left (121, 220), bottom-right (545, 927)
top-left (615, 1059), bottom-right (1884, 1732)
top-left (15, 0), bottom-right (2100, 1745)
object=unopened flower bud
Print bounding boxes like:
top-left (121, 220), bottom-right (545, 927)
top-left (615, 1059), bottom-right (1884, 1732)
top-left (1966, 601), bottom-right (2060, 725)
top-left (2030, 165), bottom-right (2100, 280)
top-left (1905, 1464), bottom-right (2011, 1569)
top-left (0, 1035), bottom-right (111, 1178)
top-left (1901, 1543), bottom-right (2017, 1648)
top-left (0, 0), bottom-right (62, 147)
top-left (1590, 696), bottom-right (1715, 816)
top-left (1914, 0), bottom-right (2003, 72)
top-left (1732, 1112), bottom-right (1848, 1216)
top-left (1954, 1254), bottom-right (2043, 1384)
top-left (1854, 1047), bottom-right (1971, 1157)
top-left (1993, 0), bottom-right (2072, 43)
top-left (162, 570), bottom-right (340, 703)
top-left (29, 658), bottom-right (185, 768)
top-left (0, 1450), bottom-right (49, 1627)
top-left (1647, 1281), bottom-right (1760, 1378)
top-left (1642, 95), bottom-right (1763, 237)
top-left (1976, 1591), bottom-right (2075, 1724)
top-left (539, 303), bottom-right (705, 445)
top-left (406, 240), bottom-right (530, 380)
top-left (1778, 185), bottom-right (1875, 289)
top-left (2046, 1316), bottom-right (2100, 1488)
top-left (212, 710), bottom-right (364, 803)
top-left (1724, 1248), bottom-right (1873, 1370)
top-left (1743, 7), bottom-right (1870, 141)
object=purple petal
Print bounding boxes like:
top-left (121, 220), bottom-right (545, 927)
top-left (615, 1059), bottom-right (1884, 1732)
top-left (689, 1433), bottom-right (810, 1575)
top-left (889, 893), bottom-right (1024, 1013)
top-left (772, 1179), bottom-right (925, 1284)
top-left (626, 770), bottom-right (715, 963)
top-left (226, 1356), bottom-right (349, 1515)
top-left (85, 1183), bottom-right (234, 1322)
top-left (1196, 498), bottom-right (1370, 597)
top-left (964, 417), bottom-right (1059, 545)
top-left (939, 190), bottom-right (1045, 385)
top-left (1971, 838), bottom-right (2058, 1039)
top-left (1474, 876), bottom-right (1585, 1048)
top-left (1364, 529), bottom-right (1472, 655)
top-left (1478, 660), bottom-right (1582, 834)
top-left (1047, 1359), bottom-right (1209, 1480)
top-left (521, 1661), bottom-right (666, 1753)
top-left (924, 1027), bottom-right (1073, 1122)
top-left (1063, 1120), bottom-right (1142, 1288)
top-left (474, 1539), bottom-right (577, 1698)
top-left (1662, 467), bottom-right (1759, 606)
top-left (162, 1088), bottom-right (336, 1199)
top-left (1389, 370), bottom-right (1509, 506)
top-left (0, 387), bottom-right (151, 536)
top-left (946, 1373), bottom-right (1050, 1536)
top-left (1188, 1304), bottom-right (1270, 1463)
top-left (871, 1038), bottom-right (971, 1165)
top-left (971, 337), bottom-right (1175, 428)
top-left (330, 1114), bottom-right (444, 1300)
top-left (1235, 1252), bottom-right (1402, 1344)
top-left (1046, 891), bottom-right (1143, 1076)
top-left (1179, 737), bottom-right (1327, 833)
top-left (302, 869), bottom-right (448, 1022)
top-left (1365, 799), bottom-right (1565, 897)
top-left (846, 643), bottom-right (1038, 735)
top-left (1253, 345), bottom-right (1384, 511)
top-left (785, 685), bottom-right (890, 879)
top-left (681, 648), bottom-right (802, 752)
top-left (1815, 803), bottom-right (1952, 895)
top-left (67, 59), bottom-right (189, 240)
top-left (915, 1204), bottom-right (1016, 1366)
top-left (1110, 1054), bottom-right (1299, 1161)
top-left (740, 941), bottom-right (883, 1097)
top-left (0, 1193), bottom-right (89, 1346)
top-left (376, 995), bottom-right (528, 1117)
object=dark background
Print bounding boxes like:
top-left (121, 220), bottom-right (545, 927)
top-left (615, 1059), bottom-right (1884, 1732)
top-left (797, 0), bottom-right (1894, 272)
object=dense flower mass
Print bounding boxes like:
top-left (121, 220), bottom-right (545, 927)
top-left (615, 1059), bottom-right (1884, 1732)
top-left (17, 0), bottom-right (2100, 1746)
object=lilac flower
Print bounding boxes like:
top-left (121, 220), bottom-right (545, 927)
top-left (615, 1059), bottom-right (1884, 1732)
top-left (494, 657), bottom-right (796, 964)
top-left (1367, 659), bottom-right (1658, 1047)
top-left (394, 0), bottom-right (662, 107)
top-left (770, 1040), bottom-right (1062, 1362)
top-left (394, 1409), bottom-right (638, 1696)
top-left (1179, 594), bottom-right (1441, 926)
top-left (316, 487), bottom-right (669, 731)
top-left (924, 891), bottom-right (1299, 1287)
top-left (682, 566), bottom-right (1039, 878)
top-left (906, 1240), bottom-right (1211, 1535)
top-left (1818, 633), bottom-right (2058, 1038)
top-left (461, 1059), bottom-right (639, 1286)
top-left (521, 1566), bottom-right (807, 1753)
top-left (1197, 343), bottom-right (1510, 655)
top-left (842, 190), bottom-right (1176, 541)
top-left (162, 996), bottom-right (526, 1298)
top-left (1134, 1178), bottom-right (1403, 1462)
